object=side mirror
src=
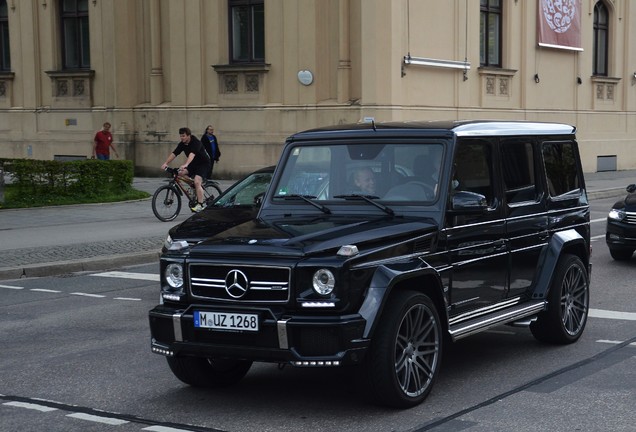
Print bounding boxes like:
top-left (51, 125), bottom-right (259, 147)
top-left (450, 191), bottom-right (488, 212)
top-left (626, 184), bottom-right (636, 194)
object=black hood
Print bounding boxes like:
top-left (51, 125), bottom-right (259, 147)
top-left (612, 192), bottom-right (636, 211)
top-left (168, 205), bottom-right (258, 243)
top-left (189, 214), bottom-right (438, 258)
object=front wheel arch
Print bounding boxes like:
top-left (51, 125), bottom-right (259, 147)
top-left (359, 267), bottom-right (447, 340)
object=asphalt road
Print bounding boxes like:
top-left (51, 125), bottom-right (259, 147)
top-left (1, 196), bottom-right (634, 432)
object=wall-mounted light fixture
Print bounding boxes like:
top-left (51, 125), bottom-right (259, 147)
top-left (534, 74), bottom-right (540, 83)
top-left (577, 77), bottom-right (582, 85)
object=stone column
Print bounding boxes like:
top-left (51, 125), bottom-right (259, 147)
top-left (337, 0), bottom-right (351, 104)
top-left (150, 0), bottom-right (164, 105)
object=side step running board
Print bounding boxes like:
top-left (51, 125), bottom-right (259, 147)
top-left (449, 301), bottom-right (547, 341)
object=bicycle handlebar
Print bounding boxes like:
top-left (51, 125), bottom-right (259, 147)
top-left (164, 167), bottom-right (181, 176)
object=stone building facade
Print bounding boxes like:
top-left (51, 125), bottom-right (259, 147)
top-left (0, 0), bottom-right (634, 177)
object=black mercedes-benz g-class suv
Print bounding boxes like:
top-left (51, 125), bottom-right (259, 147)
top-left (150, 120), bottom-right (591, 408)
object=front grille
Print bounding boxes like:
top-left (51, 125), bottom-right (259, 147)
top-left (189, 264), bottom-right (290, 302)
top-left (625, 212), bottom-right (636, 224)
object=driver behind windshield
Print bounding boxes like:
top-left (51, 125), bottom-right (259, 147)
top-left (352, 167), bottom-right (377, 195)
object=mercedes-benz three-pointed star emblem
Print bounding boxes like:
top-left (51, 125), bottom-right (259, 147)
top-left (225, 269), bottom-right (249, 299)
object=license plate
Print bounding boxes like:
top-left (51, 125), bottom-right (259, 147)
top-left (194, 311), bottom-right (259, 332)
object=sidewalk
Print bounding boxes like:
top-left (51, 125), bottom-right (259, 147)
top-left (0, 171), bottom-right (634, 281)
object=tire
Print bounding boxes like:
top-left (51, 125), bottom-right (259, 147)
top-left (609, 248), bottom-right (633, 261)
top-left (152, 185), bottom-right (181, 222)
top-left (167, 356), bottom-right (252, 388)
top-left (530, 254), bottom-right (589, 344)
top-left (363, 290), bottom-right (442, 408)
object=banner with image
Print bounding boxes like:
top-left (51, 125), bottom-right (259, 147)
top-left (537, 0), bottom-right (583, 51)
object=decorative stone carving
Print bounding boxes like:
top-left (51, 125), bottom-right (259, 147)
top-left (486, 76), bottom-right (495, 95)
top-left (245, 74), bottom-right (259, 92)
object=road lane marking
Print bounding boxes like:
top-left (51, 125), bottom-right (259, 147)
top-left (591, 217), bottom-right (606, 223)
top-left (30, 289), bottom-right (62, 293)
top-left (596, 340), bottom-right (636, 347)
top-left (3, 401), bottom-right (57, 412)
top-left (66, 412), bottom-right (129, 425)
top-left (70, 292), bottom-right (106, 298)
top-left (0, 284), bottom-right (23, 290)
top-left (92, 271), bottom-right (159, 281)
top-left (589, 308), bottom-right (636, 321)
top-left (114, 297), bottom-right (142, 301)
top-left (143, 426), bottom-right (198, 432)
top-left (590, 234), bottom-right (605, 241)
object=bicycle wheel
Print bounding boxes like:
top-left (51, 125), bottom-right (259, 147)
top-left (152, 185), bottom-right (182, 222)
top-left (204, 181), bottom-right (223, 206)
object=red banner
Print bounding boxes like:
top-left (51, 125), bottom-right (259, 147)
top-left (537, 0), bottom-right (582, 51)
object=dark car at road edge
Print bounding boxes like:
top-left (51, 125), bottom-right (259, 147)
top-left (163, 166), bottom-right (274, 253)
top-left (606, 183), bottom-right (636, 260)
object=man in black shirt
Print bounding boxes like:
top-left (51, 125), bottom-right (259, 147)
top-left (161, 127), bottom-right (211, 211)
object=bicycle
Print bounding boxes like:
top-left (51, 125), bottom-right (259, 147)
top-left (152, 167), bottom-right (223, 222)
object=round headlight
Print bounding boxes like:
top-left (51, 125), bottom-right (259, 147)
top-left (165, 263), bottom-right (184, 289)
top-left (608, 208), bottom-right (626, 221)
top-left (312, 269), bottom-right (335, 295)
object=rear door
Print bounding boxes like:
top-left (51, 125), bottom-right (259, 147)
top-left (501, 138), bottom-right (548, 300)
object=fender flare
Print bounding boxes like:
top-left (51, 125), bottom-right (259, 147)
top-left (357, 263), bottom-right (444, 338)
top-left (531, 229), bottom-right (587, 300)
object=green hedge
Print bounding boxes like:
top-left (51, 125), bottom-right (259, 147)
top-left (0, 158), bottom-right (135, 203)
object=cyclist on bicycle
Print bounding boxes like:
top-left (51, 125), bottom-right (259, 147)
top-left (161, 127), bottom-right (211, 212)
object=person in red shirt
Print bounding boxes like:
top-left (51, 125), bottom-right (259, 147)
top-left (93, 122), bottom-right (119, 160)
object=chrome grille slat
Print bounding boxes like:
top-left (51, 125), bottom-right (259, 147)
top-left (189, 264), bottom-right (291, 302)
top-left (625, 212), bottom-right (636, 224)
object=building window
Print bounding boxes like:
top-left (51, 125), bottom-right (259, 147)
top-left (229, 0), bottom-right (264, 63)
top-left (0, 0), bottom-right (10, 71)
top-left (61, 0), bottom-right (90, 69)
top-left (480, 0), bottom-right (502, 67)
top-left (593, 1), bottom-right (608, 76)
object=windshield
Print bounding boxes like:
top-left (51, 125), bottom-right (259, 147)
top-left (273, 141), bottom-right (444, 203)
top-left (215, 171), bottom-right (273, 207)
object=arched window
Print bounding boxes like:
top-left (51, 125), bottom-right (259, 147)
top-left (0, 0), bottom-right (10, 71)
top-left (593, 1), bottom-right (608, 76)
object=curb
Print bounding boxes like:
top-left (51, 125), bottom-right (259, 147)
top-left (587, 188), bottom-right (625, 201)
top-left (0, 251), bottom-right (161, 281)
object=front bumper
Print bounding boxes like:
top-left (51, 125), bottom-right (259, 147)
top-left (606, 220), bottom-right (636, 249)
top-left (149, 304), bottom-right (370, 366)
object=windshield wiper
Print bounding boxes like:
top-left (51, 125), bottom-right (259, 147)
top-left (277, 194), bottom-right (331, 214)
top-left (334, 194), bottom-right (395, 216)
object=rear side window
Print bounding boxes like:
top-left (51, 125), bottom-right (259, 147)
top-left (542, 141), bottom-right (581, 197)
top-left (501, 139), bottom-right (538, 204)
